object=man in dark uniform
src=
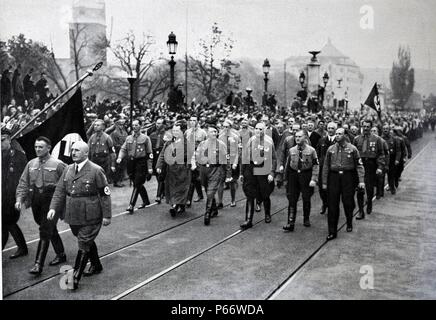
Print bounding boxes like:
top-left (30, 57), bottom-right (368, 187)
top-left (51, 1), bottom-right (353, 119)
top-left (88, 119), bottom-right (116, 183)
top-left (16, 136), bottom-right (67, 275)
top-left (393, 127), bottom-right (412, 187)
top-left (307, 119), bottom-right (321, 150)
top-left (371, 126), bottom-right (389, 199)
top-left (148, 117), bottom-right (167, 203)
top-left (283, 130), bottom-right (319, 231)
top-left (192, 125), bottom-right (229, 225)
top-left (381, 124), bottom-right (401, 195)
top-left (48, 141), bottom-right (111, 290)
top-left (117, 119), bottom-right (153, 213)
top-left (240, 122), bottom-right (276, 229)
top-left (322, 128), bottom-right (365, 240)
top-left (186, 116), bottom-right (206, 206)
top-left (1, 128), bottom-right (28, 258)
top-left (353, 120), bottom-right (385, 219)
top-left (109, 114), bottom-right (128, 187)
top-left (316, 122), bottom-right (337, 214)
top-left (217, 119), bottom-right (240, 207)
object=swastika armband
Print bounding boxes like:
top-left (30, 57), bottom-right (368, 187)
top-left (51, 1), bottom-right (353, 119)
top-left (99, 186), bottom-right (111, 196)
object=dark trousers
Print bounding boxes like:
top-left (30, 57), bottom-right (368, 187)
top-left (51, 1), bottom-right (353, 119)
top-left (386, 156), bottom-right (397, 191)
top-left (395, 160), bottom-right (404, 188)
top-left (376, 170), bottom-right (386, 197)
top-left (113, 151), bottom-right (126, 184)
top-left (188, 168), bottom-right (204, 201)
top-left (357, 159), bottom-right (377, 211)
top-left (93, 156), bottom-right (112, 183)
top-left (327, 171), bottom-right (356, 235)
top-left (318, 167), bottom-right (327, 207)
top-left (286, 169), bottom-right (313, 218)
top-left (2, 223), bottom-right (27, 250)
top-left (31, 192), bottom-right (64, 254)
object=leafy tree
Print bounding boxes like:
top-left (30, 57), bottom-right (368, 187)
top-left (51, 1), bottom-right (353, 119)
top-left (187, 23), bottom-right (240, 104)
top-left (390, 45), bottom-right (415, 110)
top-left (6, 34), bottom-right (68, 93)
top-left (94, 31), bottom-right (171, 104)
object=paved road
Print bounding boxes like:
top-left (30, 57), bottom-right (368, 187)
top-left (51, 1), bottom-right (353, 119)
top-left (2, 133), bottom-right (434, 299)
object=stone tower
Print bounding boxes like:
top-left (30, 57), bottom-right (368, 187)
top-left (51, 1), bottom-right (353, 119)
top-left (69, 0), bottom-right (107, 73)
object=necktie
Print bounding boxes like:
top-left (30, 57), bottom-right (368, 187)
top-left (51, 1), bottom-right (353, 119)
top-left (298, 146), bottom-right (303, 170)
top-left (75, 164), bottom-right (79, 175)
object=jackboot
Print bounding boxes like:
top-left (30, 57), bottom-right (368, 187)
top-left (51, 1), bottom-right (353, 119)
top-left (137, 186), bottom-right (150, 209)
top-left (264, 199), bottom-right (271, 223)
top-left (72, 250), bottom-right (89, 290)
top-left (240, 198), bottom-right (255, 230)
top-left (84, 242), bottom-right (103, 277)
top-left (49, 230), bottom-right (66, 266)
top-left (283, 206), bottom-right (296, 232)
top-left (29, 239), bottom-right (49, 275)
top-left (9, 224), bottom-right (28, 259)
top-left (356, 191), bottom-right (365, 220)
top-left (126, 187), bottom-right (139, 213)
top-left (303, 201), bottom-right (311, 227)
top-left (211, 198), bottom-right (219, 217)
top-left (204, 199), bottom-right (212, 225)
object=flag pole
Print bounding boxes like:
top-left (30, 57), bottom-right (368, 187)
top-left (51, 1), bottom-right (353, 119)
top-left (11, 62), bottom-right (103, 140)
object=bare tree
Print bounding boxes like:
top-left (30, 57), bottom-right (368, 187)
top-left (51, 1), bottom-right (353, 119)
top-left (69, 24), bottom-right (90, 81)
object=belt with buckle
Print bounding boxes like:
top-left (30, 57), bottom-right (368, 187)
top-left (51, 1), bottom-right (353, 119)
top-left (66, 192), bottom-right (98, 198)
top-left (32, 186), bottom-right (56, 194)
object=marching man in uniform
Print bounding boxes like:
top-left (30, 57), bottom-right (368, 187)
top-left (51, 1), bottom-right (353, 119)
top-left (16, 136), bottom-right (67, 275)
top-left (48, 141), bottom-right (111, 290)
top-left (240, 122), bottom-right (276, 229)
top-left (116, 119), bottom-right (153, 213)
top-left (322, 128), bottom-right (365, 240)
top-left (283, 130), bottom-right (319, 232)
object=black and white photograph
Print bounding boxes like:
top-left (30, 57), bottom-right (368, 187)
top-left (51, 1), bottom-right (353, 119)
top-left (1, 0), bottom-right (436, 307)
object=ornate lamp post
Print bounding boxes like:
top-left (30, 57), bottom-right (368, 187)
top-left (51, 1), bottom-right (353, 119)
top-left (167, 32), bottom-right (178, 89)
top-left (127, 69), bottom-right (137, 131)
top-left (262, 58), bottom-right (271, 92)
top-left (299, 71), bottom-right (306, 89)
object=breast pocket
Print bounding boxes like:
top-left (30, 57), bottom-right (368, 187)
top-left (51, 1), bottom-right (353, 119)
top-left (43, 167), bottom-right (58, 183)
top-left (29, 167), bottom-right (39, 184)
top-left (290, 152), bottom-right (298, 165)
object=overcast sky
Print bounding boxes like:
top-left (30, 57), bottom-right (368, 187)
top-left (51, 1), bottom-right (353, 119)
top-left (1, 0), bottom-right (435, 71)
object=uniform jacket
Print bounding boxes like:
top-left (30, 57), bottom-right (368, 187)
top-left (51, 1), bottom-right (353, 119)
top-left (243, 135), bottom-right (277, 176)
top-left (353, 133), bottom-right (385, 171)
top-left (16, 155), bottom-right (66, 205)
top-left (109, 125), bottom-right (128, 149)
top-left (316, 135), bottom-right (336, 168)
top-left (49, 160), bottom-right (112, 225)
top-left (88, 132), bottom-right (116, 165)
top-left (308, 130), bottom-right (321, 149)
top-left (118, 132), bottom-right (153, 169)
top-left (219, 129), bottom-right (240, 166)
top-left (381, 133), bottom-right (402, 164)
top-left (2, 147), bottom-right (27, 210)
top-left (322, 142), bottom-right (365, 186)
top-left (285, 144), bottom-right (319, 182)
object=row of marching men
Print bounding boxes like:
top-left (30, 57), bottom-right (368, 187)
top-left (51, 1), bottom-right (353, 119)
top-left (1, 114), bottom-right (410, 290)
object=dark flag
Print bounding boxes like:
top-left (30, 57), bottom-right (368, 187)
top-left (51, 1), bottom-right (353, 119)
top-left (17, 88), bottom-right (87, 162)
top-left (363, 82), bottom-right (382, 116)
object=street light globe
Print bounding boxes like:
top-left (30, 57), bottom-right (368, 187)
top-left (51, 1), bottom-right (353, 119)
top-left (299, 71), bottom-right (306, 86)
top-left (167, 31), bottom-right (178, 55)
top-left (323, 72), bottom-right (329, 86)
top-left (262, 58), bottom-right (271, 74)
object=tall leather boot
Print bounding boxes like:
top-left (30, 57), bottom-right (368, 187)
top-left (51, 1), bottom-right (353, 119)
top-left (211, 197), bottom-right (218, 217)
top-left (126, 187), bottom-right (139, 213)
top-left (84, 242), bottom-right (103, 277)
top-left (49, 229), bottom-right (66, 266)
top-left (156, 181), bottom-right (164, 203)
top-left (303, 201), bottom-right (311, 227)
top-left (283, 205), bottom-right (296, 231)
top-left (8, 224), bottom-right (28, 259)
top-left (240, 198), bottom-right (255, 229)
top-left (72, 250), bottom-right (89, 290)
top-left (366, 198), bottom-right (373, 215)
top-left (230, 182), bottom-right (236, 207)
top-left (356, 189), bottom-right (365, 220)
top-left (138, 186), bottom-right (150, 209)
top-left (204, 198), bottom-right (212, 225)
top-left (29, 239), bottom-right (49, 275)
top-left (264, 198), bottom-right (271, 223)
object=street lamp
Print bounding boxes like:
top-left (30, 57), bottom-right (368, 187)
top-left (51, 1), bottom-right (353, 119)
top-left (262, 58), bottom-right (270, 92)
top-left (299, 71), bottom-right (306, 89)
top-left (322, 72), bottom-right (329, 88)
top-left (167, 32), bottom-right (178, 89)
top-left (127, 70), bottom-right (137, 131)
top-left (307, 51), bottom-right (321, 94)
top-left (344, 90), bottom-right (349, 113)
